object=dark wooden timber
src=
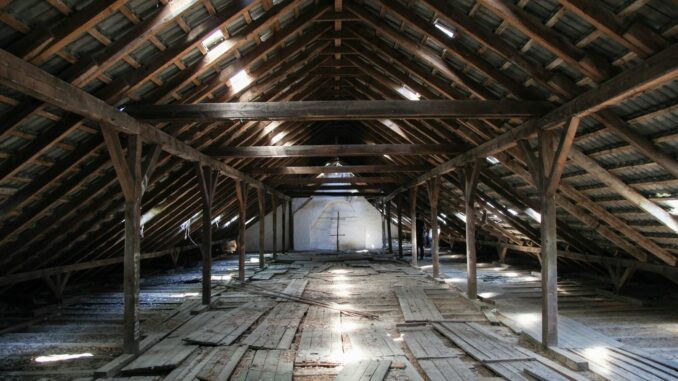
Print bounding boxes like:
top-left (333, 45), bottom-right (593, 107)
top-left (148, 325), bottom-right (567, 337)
top-left (410, 185), bottom-right (418, 266)
top-left (235, 180), bottom-right (247, 282)
top-left (101, 129), bottom-right (142, 354)
top-left (213, 144), bottom-right (461, 158)
top-left (124, 100), bottom-right (551, 121)
top-left (196, 164), bottom-right (218, 305)
top-left (463, 161), bottom-right (481, 300)
top-left (257, 189), bottom-right (265, 269)
top-left (250, 165), bottom-right (429, 174)
top-left (271, 194), bottom-right (277, 260)
top-left (275, 176), bottom-right (398, 185)
top-left (288, 200), bottom-right (294, 251)
top-left (428, 176), bottom-right (441, 278)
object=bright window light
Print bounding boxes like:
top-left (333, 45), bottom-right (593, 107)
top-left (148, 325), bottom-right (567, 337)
top-left (525, 208), bottom-right (541, 222)
top-left (35, 353), bottom-right (93, 363)
top-left (229, 69), bottom-right (253, 93)
top-left (397, 85), bottom-right (420, 100)
top-left (665, 199), bottom-right (678, 215)
top-left (455, 212), bottom-right (466, 222)
top-left (271, 131), bottom-right (286, 144)
top-left (486, 155), bottom-right (500, 165)
top-left (507, 208), bottom-right (518, 216)
top-left (202, 29), bottom-right (224, 50)
top-left (434, 20), bottom-right (456, 38)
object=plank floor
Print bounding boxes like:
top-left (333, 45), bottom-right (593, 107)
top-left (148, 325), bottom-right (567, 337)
top-left (4, 251), bottom-right (672, 380)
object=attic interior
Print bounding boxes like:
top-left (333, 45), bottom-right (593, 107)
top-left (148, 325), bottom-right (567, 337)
top-left (0, 0), bottom-right (677, 379)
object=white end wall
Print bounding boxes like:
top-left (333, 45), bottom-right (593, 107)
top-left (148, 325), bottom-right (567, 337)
top-left (245, 196), bottom-right (398, 252)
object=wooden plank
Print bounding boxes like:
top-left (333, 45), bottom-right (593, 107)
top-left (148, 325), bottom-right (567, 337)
top-left (296, 306), bottom-right (342, 364)
top-left (196, 345), bottom-right (249, 381)
top-left (232, 350), bottom-right (294, 381)
top-left (335, 359), bottom-right (391, 381)
top-left (399, 326), bottom-right (459, 359)
top-left (418, 357), bottom-right (476, 381)
top-left (183, 302), bottom-right (273, 346)
top-left (242, 302), bottom-right (308, 349)
top-left (277, 279), bottom-right (308, 301)
top-left (124, 100), bottom-right (550, 121)
top-left (394, 287), bottom-right (444, 321)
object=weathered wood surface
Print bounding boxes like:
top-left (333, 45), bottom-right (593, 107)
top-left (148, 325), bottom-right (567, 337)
top-left (335, 359), bottom-right (391, 381)
top-left (347, 325), bottom-right (405, 358)
top-left (296, 306), bottom-right (342, 364)
top-left (242, 302), bottom-right (308, 349)
top-left (571, 346), bottom-right (678, 381)
top-left (125, 100), bottom-right (551, 121)
top-left (394, 286), bottom-right (444, 321)
top-left (231, 349), bottom-right (294, 381)
top-left (433, 322), bottom-right (591, 381)
top-left (183, 302), bottom-right (273, 346)
top-left (399, 326), bottom-right (460, 359)
top-left (418, 357), bottom-right (477, 381)
top-left (196, 345), bottom-right (249, 381)
top-left (277, 279), bottom-right (308, 301)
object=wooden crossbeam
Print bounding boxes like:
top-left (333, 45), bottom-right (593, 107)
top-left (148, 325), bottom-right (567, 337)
top-left (274, 176), bottom-right (398, 185)
top-left (213, 144), bottom-right (461, 158)
top-left (0, 49), bottom-right (288, 200)
top-left (123, 100), bottom-right (551, 121)
top-left (249, 165), bottom-right (429, 174)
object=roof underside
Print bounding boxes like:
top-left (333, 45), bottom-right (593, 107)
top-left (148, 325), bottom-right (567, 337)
top-left (0, 0), bottom-right (677, 289)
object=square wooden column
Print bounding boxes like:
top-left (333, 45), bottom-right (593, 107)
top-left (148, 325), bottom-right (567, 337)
top-left (101, 128), bottom-right (144, 354)
top-left (397, 195), bottom-right (403, 258)
top-left (410, 186), bottom-right (418, 266)
top-left (235, 180), bottom-right (248, 282)
top-left (196, 165), bottom-right (218, 305)
top-left (257, 189), bottom-right (265, 269)
top-left (288, 200), bottom-right (294, 251)
top-left (281, 200), bottom-right (286, 253)
top-left (463, 162), bottom-right (481, 299)
top-left (271, 194), bottom-right (277, 260)
top-left (428, 176), bottom-right (441, 278)
top-left (386, 200), bottom-right (393, 254)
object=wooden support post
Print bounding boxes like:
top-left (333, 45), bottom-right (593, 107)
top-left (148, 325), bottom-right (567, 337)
top-left (397, 195), bottom-right (403, 258)
top-left (271, 194), bottom-right (277, 260)
top-left (235, 180), bottom-right (247, 282)
top-left (288, 200), bottom-right (294, 251)
top-left (196, 164), bottom-right (218, 305)
top-left (428, 176), bottom-right (442, 278)
top-left (102, 127), bottom-right (143, 354)
top-left (410, 186), bottom-right (418, 266)
top-left (537, 117), bottom-right (580, 348)
top-left (42, 272), bottom-right (70, 303)
top-left (498, 244), bottom-right (508, 264)
top-left (381, 199), bottom-right (386, 251)
top-left (386, 200), bottom-right (393, 254)
top-left (257, 189), bottom-right (265, 269)
top-left (282, 199), bottom-right (286, 253)
top-left (463, 162), bottom-right (481, 299)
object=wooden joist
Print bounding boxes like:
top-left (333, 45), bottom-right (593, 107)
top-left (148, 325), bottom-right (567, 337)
top-left (249, 165), bottom-right (429, 174)
top-left (274, 176), bottom-right (397, 185)
top-left (124, 100), bottom-right (551, 121)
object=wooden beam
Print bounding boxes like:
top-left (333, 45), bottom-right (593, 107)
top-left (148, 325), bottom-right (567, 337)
top-left (463, 161), bottom-right (481, 299)
top-left (288, 199), bottom-right (294, 251)
top-left (249, 164), bottom-right (429, 174)
top-left (410, 185), bottom-right (418, 266)
top-left (196, 164), bottom-right (217, 305)
top-left (235, 180), bottom-right (247, 281)
top-left (271, 194), bottom-right (277, 260)
top-left (124, 100), bottom-right (550, 121)
top-left (386, 200), bottom-right (393, 253)
top-left (274, 176), bottom-right (398, 185)
top-left (214, 144), bottom-right (462, 158)
top-left (385, 43), bottom-right (678, 200)
top-left (0, 49), bottom-right (289, 200)
top-left (257, 188), bottom-right (265, 269)
top-left (123, 135), bottom-right (141, 354)
top-left (428, 176), bottom-right (441, 278)
top-left (397, 194), bottom-right (403, 258)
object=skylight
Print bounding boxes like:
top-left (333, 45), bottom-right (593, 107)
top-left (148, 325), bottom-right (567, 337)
top-left (271, 131), bottom-right (286, 144)
top-left (397, 85), bottom-right (420, 100)
top-left (434, 20), bottom-right (456, 38)
top-left (35, 353), bottom-right (93, 363)
top-left (229, 69), bottom-right (253, 93)
top-left (525, 208), bottom-right (541, 222)
top-left (202, 29), bottom-right (224, 51)
top-left (486, 155), bottom-right (500, 165)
